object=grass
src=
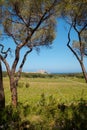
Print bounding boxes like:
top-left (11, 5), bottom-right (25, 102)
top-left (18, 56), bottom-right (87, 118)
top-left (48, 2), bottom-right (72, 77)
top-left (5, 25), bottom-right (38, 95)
top-left (2, 76), bottom-right (87, 129)
top-left (3, 76), bottom-right (87, 105)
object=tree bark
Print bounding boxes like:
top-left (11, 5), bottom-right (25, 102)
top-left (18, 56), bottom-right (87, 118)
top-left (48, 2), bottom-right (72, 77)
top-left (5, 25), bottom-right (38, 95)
top-left (80, 61), bottom-right (87, 83)
top-left (0, 60), bottom-right (5, 108)
top-left (10, 76), bottom-right (17, 107)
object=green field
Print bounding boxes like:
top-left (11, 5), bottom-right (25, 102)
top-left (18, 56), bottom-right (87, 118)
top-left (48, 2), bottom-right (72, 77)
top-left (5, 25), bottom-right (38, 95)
top-left (2, 76), bottom-right (87, 129)
top-left (4, 76), bottom-right (87, 105)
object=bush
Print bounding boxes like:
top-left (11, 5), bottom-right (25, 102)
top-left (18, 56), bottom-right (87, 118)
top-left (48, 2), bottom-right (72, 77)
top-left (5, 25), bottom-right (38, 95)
top-left (0, 96), bottom-right (87, 129)
top-left (0, 105), bottom-right (21, 129)
top-left (25, 83), bottom-right (30, 88)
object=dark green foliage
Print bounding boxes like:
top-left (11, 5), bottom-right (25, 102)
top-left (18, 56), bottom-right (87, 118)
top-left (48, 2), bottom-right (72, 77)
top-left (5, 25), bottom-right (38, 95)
top-left (25, 82), bottom-right (30, 88)
top-left (20, 120), bottom-right (34, 130)
top-left (0, 95), bottom-right (87, 129)
top-left (21, 72), bottom-right (84, 79)
top-left (53, 99), bottom-right (87, 130)
top-left (3, 71), bottom-right (84, 79)
top-left (23, 104), bottom-right (31, 117)
top-left (0, 105), bottom-right (21, 129)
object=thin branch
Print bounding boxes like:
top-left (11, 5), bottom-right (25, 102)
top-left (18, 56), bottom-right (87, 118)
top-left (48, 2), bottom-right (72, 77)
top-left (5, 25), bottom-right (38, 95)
top-left (14, 2), bottom-right (28, 27)
top-left (23, 0), bottom-right (58, 46)
top-left (19, 48), bottom-right (32, 70)
top-left (17, 10), bottom-right (49, 49)
top-left (11, 45), bottom-right (20, 74)
top-left (5, 27), bottom-right (19, 45)
top-left (0, 54), bottom-right (11, 77)
top-left (15, 48), bottom-right (32, 84)
top-left (67, 24), bottom-right (81, 63)
top-left (7, 0), bottom-right (57, 50)
top-left (0, 44), bottom-right (11, 58)
top-left (72, 18), bottom-right (87, 61)
top-left (80, 23), bottom-right (87, 34)
top-left (7, 18), bottom-right (24, 25)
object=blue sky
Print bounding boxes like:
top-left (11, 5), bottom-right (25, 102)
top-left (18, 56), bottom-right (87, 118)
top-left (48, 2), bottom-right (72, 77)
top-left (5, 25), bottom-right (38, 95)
top-left (2, 19), bottom-right (87, 73)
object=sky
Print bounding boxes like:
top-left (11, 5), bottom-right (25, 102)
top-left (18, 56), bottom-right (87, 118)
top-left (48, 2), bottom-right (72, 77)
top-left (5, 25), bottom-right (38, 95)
top-left (2, 19), bottom-right (87, 73)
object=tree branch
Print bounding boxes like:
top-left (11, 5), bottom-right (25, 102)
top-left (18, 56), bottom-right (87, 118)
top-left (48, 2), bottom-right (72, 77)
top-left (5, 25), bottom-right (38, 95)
top-left (0, 44), bottom-right (11, 58)
top-left (5, 28), bottom-right (19, 45)
top-left (6, 0), bottom-right (57, 75)
top-left (0, 54), bottom-right (11, 77)
top-left (80, 23), bottom-right (87, 33)
top-left (67, 24), bottom-right (81, 63)
top-left (11, 45), bottom-right (20, 74)
top-left (19, 48), bottom-right (32, 70)
top-left (15, 48), bottom-right (32, 85)
top-left (19, 0), bottom-right (58, 48)
top-left (72, 18), bottom-right (87, 61)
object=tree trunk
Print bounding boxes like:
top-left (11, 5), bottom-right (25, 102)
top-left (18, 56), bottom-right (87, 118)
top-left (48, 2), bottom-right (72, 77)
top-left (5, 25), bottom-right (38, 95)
top-left (80, 61), bottom-right (87, 83)
top-left (10, 77), bottom-right (18, 107)
top-left (0, 61), bottom-right (5, 108)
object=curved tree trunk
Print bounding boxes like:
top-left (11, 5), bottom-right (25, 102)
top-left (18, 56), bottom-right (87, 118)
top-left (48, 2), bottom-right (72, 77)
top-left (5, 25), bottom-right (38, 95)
top-left (67, 24), bottom-right (87, 83)
top-left (80, 61), bottom-right (87, 83)
top-left (0, 60), bottom-right (5, 108)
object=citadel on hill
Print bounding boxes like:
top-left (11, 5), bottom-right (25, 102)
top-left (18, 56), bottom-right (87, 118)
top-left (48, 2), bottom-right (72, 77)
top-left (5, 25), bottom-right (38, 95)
top-left (37, 70), bottom-right (48, 74)
top-left (28, 69), bottom-right (48, 74)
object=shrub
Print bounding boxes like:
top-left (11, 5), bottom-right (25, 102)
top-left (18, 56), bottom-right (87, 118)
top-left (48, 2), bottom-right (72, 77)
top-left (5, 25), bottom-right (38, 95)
top-left (0, 105), bottom-right (21, 129)
top-left (25, 82), bottom-right (30, 88)
top-left (0, 95), bottom-right (87, 129)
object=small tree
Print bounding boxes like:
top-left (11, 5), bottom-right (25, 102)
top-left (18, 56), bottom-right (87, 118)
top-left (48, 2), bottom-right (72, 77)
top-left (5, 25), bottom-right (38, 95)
top-left (0, 0), bottom-right (58, 107)
top-left (67, 25), bottom-right (87, 83)
top-left (59, 0), bottom-right (87, 82)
